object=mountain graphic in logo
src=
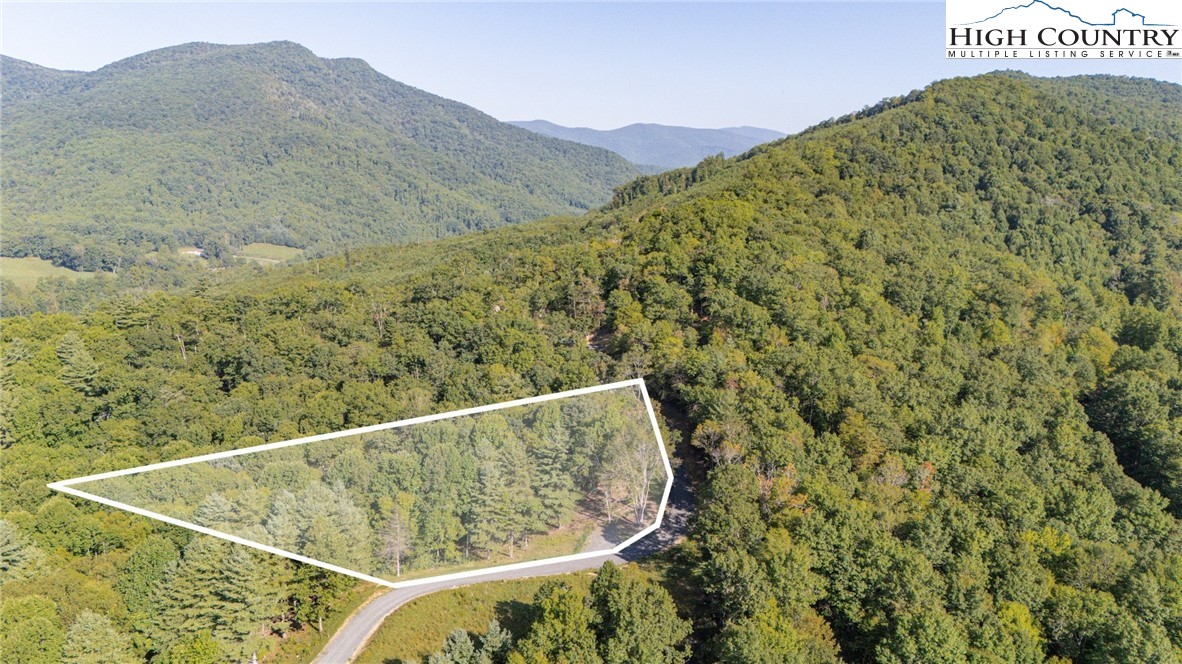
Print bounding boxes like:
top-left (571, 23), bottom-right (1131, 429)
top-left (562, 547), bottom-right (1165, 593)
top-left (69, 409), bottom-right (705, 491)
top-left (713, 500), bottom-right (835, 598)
top-left (963, 1), bottom-right (1173, 26)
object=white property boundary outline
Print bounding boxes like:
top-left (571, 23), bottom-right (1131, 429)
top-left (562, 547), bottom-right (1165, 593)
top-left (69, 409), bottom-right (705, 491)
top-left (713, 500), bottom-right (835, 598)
top-left (48, 378), bottom-right (674, 589)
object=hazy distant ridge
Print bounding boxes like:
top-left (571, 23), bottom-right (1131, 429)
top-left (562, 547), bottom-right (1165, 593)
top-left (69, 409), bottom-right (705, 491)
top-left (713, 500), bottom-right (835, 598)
top-left (509, 120), bottom-right (785, 168)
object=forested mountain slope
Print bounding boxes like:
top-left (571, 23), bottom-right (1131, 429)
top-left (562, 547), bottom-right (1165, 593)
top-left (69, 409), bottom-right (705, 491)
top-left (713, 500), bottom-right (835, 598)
top-left (0, 56), bottom-right (83, 103)
top-left (0, 42), bottom-right (638, 272)
top-left (509, 120), bottom-right (785, 168)
top-left (2, 73), bottom-right (1181, 663)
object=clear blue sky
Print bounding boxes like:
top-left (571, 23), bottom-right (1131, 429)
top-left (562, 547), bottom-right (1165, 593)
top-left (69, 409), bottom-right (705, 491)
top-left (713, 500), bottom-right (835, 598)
top-left (2, 2), bottom-right (1178, 133)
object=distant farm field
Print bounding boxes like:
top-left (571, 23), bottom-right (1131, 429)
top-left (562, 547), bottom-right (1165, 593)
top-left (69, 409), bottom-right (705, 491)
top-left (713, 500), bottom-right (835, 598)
top-left (237, 243), bottom-right (305, 263)
top-left (0, 257), bottom-right (95, 290)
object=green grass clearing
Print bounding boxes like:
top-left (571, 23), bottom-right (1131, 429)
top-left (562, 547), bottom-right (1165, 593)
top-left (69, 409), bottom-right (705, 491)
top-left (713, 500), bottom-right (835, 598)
top-left (0, 257), bottom-right (95, 290)
top-left (237, 242), bottom-right (304, 264)
top-left (353, 572), bottom-right (597, 664)
top-left (177, 246), bottom-right (206, 259)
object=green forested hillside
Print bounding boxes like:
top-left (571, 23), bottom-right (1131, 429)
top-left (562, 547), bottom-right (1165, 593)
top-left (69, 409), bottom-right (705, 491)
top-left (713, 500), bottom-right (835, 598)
top-left (2, 73), bottom-right (1181, 663)
top-left (0, 56), bottom-right (82, 103)
top-left (0, 42), bottom-right (638, 272)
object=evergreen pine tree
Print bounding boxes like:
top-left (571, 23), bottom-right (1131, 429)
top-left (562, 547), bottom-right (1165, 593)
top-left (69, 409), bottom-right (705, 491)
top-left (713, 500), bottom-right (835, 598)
top-left (61, 610), bottom-right (136, 664)
top-left (478, 618), bottom-right (514, 664)
top-left (499, 436), bottom-right (541, 557)
top-left (470, 437), bottom-right (505, 557)
top-left (151, 537), bottom-right (228, 650)
top-left (291, 563), bottom-right (351, 633)
top-left (115, 534), bottom-right (177, 616)
top-left (531, 406), bottom-right (578, 528)
top-left (263, 490), bottom-right (301, 550)
top-left (328, 483), bottom-right (373, 569)
top-left (193, 492), bottom-right (237, 529)
top-left (294, 516), bottom-right (353, 633)
top-left (0, 519), bottom-right (44, 585)
top-left (429, 629), bottom-right (477, 664)
top-left (302, 514), bottom-right (348, 565)
top-left (217, 545), bottom-right (283, 658)
top-left (55, 332), bottom-right (99, 394)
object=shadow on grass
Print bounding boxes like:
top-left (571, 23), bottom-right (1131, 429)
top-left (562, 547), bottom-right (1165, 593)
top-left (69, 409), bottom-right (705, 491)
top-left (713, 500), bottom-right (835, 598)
top-left (495, 599), bottom-right (537, 637)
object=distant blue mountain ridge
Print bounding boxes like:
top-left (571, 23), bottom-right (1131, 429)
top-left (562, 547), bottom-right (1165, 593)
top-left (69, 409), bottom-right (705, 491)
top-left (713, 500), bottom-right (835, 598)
top-left (508, 120), bottom-right (786, 170)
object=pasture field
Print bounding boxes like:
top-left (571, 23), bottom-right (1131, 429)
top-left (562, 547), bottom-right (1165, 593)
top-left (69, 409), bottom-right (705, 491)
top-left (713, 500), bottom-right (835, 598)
top-left (0, 257), bottom-right (94, 290)
top-left (237, 243), bottom-right (305, 263)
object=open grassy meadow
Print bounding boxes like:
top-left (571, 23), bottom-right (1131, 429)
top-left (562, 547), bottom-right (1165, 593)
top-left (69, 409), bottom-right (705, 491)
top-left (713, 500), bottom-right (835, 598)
top-left (0, 257), bottom-right (94, 290)
top-left (237, 243), bottom-right (305, 264)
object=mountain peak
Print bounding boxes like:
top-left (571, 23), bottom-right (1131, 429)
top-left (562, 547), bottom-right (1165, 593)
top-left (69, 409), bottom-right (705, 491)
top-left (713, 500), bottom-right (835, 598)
top-left (92, 40), bottom-right (321, 77)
